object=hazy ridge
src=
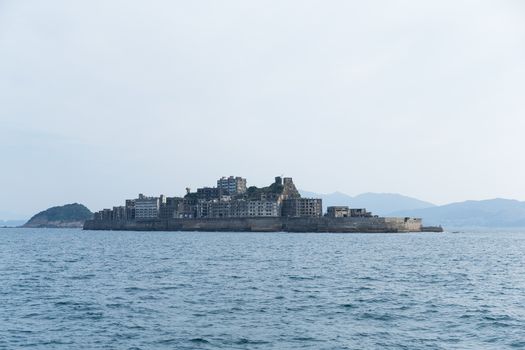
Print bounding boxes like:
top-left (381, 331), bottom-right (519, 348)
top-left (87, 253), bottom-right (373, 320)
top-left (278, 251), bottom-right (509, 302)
top-left (301, 191), bottom-right (525, 228)
top-left (300, 190), bottom-right (436, 216)
top-left (391, 199), bottom-right (525, 229)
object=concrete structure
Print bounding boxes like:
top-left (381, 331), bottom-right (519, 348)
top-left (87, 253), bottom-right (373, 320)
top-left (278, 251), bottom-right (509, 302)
top-left (125, 199), bottom-right (135, 220)
top-left (197, 200), bottom-right (280, 218)
top-left (326, 206), bottom-right (372, 218)
top-left (245, 200), bottom-right (280, 217)
top-left (135, 194), bottom-right (160, 219)
top-left (350, 208), bottom-right (372, 217)
top-left (217, 176), bottom-right (247, 195)
top-left (175, 198), bottom-right (198, 218)
top-left (87, 175), bottom-right (439, 233)
top-left (207, 201), bottom-right (231, 218)
top-left (196, 187), bottom-right (223, 201)
top-left (160, 197), bottom-right (184, 219)
top-left (101, 209), bottom-right (112, 221)
top-left (282, 198), bottom-right (322, 217)
top-left (84, 216), bottom-right (426, 233)
top-left (327, 206), bottom-right (351, 218)
top-left (112, 206), bottom-right (126, 220)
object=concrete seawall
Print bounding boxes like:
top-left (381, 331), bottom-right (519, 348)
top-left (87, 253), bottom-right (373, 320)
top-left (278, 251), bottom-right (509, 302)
top-left (83, 216), bottom-right (424, 233)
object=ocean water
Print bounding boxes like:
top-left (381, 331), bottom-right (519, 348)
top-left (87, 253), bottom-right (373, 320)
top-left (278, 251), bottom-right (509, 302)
top-left (1, 229), bottom-right (524, 349)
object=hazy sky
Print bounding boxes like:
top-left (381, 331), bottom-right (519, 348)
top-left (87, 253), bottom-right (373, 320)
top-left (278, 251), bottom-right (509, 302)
top-left (1, 1), bottom-right (525, 218)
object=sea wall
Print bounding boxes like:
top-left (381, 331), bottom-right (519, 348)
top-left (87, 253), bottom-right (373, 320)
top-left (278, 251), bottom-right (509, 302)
top-left (84, 216), bottom-right (423, 233)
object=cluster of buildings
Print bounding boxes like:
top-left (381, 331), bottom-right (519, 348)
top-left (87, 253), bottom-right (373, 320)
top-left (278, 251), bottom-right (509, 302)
top-left (93, 176), bottom-right (373, 222)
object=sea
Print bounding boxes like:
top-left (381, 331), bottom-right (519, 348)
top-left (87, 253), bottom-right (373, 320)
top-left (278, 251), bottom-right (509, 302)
top-left (1, 229), bottom-right (524, 349)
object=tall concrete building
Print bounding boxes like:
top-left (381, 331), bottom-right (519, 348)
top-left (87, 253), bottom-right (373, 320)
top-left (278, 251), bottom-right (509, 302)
top-left (112, 206), bottom-right (126, 220)
top-left (217, 176), bottom-right (247, 195)
top-left (125, 199), bottom-right (135, 220)
top-left (160, 197), bottom-right (184, 219)
top-left (135, 194), bottom-right (160, 219)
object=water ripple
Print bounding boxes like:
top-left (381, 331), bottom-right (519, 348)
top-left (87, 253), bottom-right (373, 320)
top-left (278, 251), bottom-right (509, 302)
top-left (1, 229), bottom-right (525, 349)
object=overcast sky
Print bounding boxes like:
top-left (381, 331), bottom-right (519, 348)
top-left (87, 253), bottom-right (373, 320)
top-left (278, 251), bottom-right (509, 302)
top-left (1, 0), bottom-right (525, 218)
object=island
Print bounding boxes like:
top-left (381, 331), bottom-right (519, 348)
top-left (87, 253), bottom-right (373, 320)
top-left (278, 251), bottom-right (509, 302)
top-left (84, 176), bottom-right (442, 233)
top-left (24, 203), bottom-right (93, 228)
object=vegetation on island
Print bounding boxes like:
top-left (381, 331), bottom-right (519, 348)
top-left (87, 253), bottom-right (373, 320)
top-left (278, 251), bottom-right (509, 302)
top-left (183, 177), bottom-right (299, 202)
top-left (243, 182), bottom-right (285, 201)
top-left (23, 203), bottom-right (93, 228)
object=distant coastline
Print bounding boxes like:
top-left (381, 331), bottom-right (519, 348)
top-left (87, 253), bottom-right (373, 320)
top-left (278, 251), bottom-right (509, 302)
top-left (11, 182), bottom-right (525, 231)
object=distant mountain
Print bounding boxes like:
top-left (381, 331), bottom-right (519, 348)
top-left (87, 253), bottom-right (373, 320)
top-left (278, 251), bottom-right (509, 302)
top-left (300, 190), bottom-right (435, 216)
top-left (300, 191), bottom-right (525, 228)
top-left (391, 198), bottom-right (525, 228)
top-left (23, 203), bottom-right (93, 228)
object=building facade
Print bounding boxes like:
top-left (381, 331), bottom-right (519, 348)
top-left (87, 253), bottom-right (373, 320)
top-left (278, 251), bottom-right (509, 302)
top-left (197, 199), bottom-right (280, 218)
top-left (125, 199), bottom-right (135, 220)
top-left (245, 200), bottom-right (280, 217)
top-left (160, 197), bottom-right (184, 219)
top-left (349, 208), bottom-right (372, 217)
top-left (217, 176), bottom-right (247, 195)
top-left (112, 206), bottom-right (126, 220)
top-left (175, 198), bottom-right (198, 218)
top-left (326, 206), bottom-right (351, 218)
top-left (282, 198), bottom-right (323, 217)
top-left (135, 194), bottom-right (160, 219)
top-left (196, 187), bottom-right (224, 201)
top-left (326, 206), bottom-right (372, 218)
